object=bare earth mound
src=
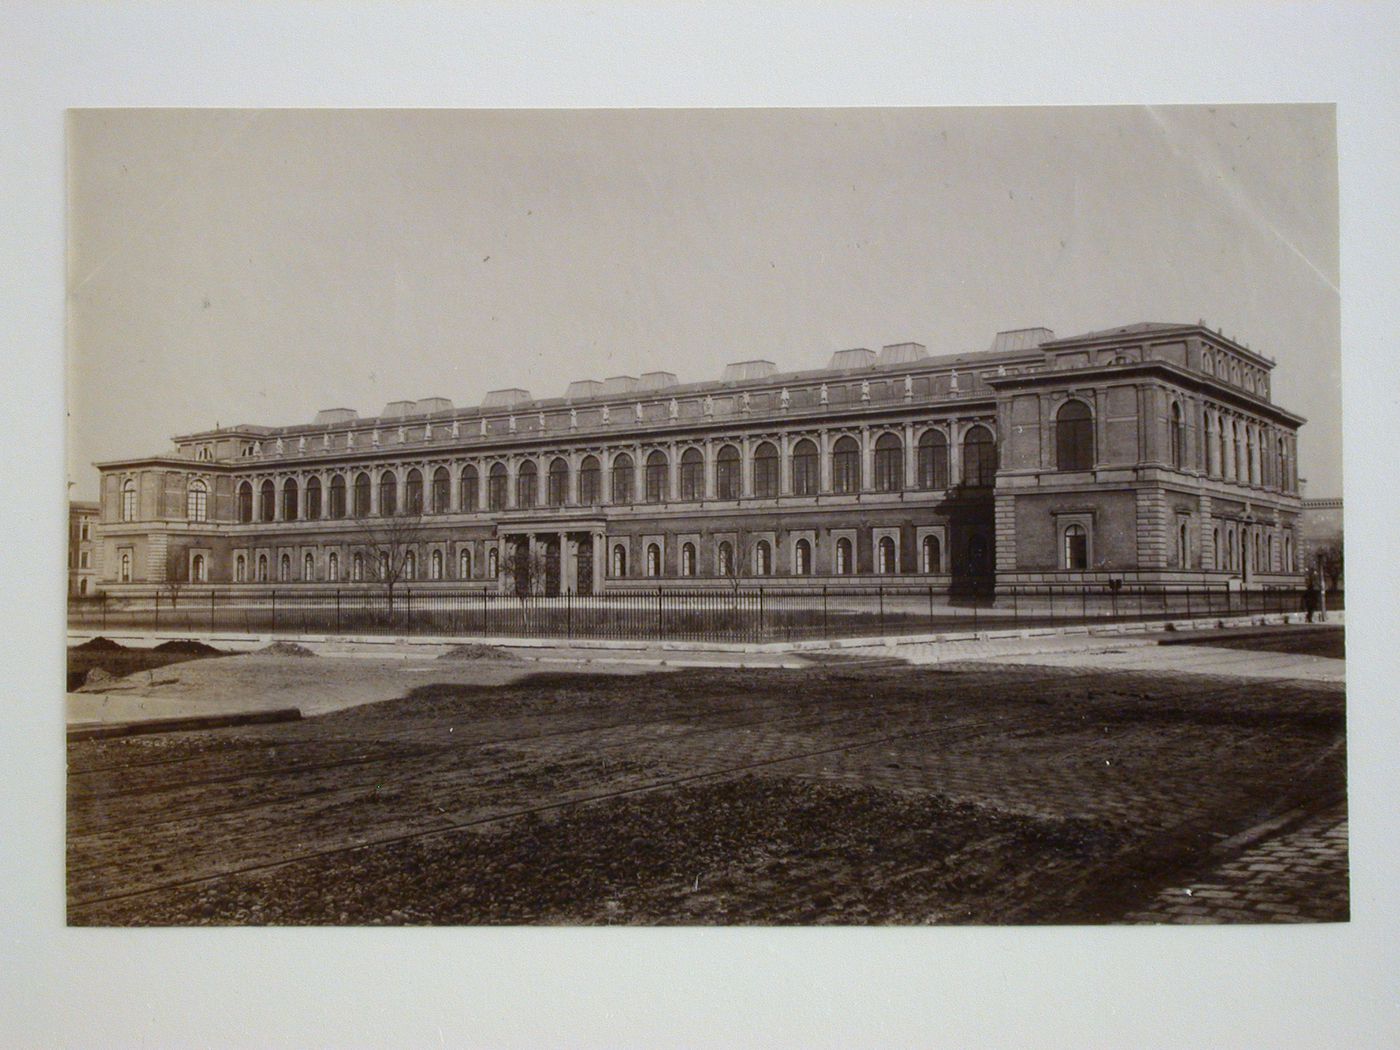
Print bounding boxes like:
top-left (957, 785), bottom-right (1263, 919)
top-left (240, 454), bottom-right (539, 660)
top-left (152, 639), bottom-right (224, 655)
top-left (252, 641), bottom-right (318, 658)
top-left (437, 643), bottom-right (522, 662)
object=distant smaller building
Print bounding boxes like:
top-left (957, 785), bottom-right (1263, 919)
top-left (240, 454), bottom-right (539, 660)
top-left (69, 500), bottom-right (101, 596)
top-left (1300, 497), bottom-right (1343, 584)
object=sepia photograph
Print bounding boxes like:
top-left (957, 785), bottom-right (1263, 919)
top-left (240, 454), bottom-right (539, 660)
top-left (65, 105), bottom-right (1346, 928)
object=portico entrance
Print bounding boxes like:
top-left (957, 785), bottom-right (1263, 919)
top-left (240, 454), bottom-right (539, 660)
top-left (498, 523), bottom-right (605, 596)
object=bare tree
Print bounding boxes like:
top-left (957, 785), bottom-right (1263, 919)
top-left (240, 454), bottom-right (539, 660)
top-left (352, 506), bottom-right (425, 611)
top-left (503, 539), bottom-right (551, 596)
top-left (163, 546), bottom-right (188, 608)
top-left (1313, 540), bottom-right (1344, 591)
top-left (718, 530), bottom-right (757, 592)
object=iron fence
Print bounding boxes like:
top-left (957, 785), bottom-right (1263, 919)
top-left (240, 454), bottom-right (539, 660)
top-left (66, 583), bottom-right (1340, 643)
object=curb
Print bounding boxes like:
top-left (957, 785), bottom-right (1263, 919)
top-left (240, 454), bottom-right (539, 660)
top-left (67, 707), bottom-right (303, 741)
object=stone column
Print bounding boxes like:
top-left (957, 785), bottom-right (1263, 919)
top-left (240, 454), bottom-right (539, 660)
top-left (633, 444), bottom-right (644, 504)
top-left (506, 457), bottom-right (518, 509)
top-left (667, 441), bottom-right (678, 500)
top-left (819, 430), bottom-right (832, 492)
top-left (592, 529), bottom-right (605, 593)
top-left (779, 432), bottom-right (791, 495)
top-left (559, 530), bottom-right (572, 593)
top-left (860, 426), bottom-right (873, 492)
top-left (740, 435), bottom-right (753, 498)
top-left (903, 422), bottom-right (917, 489)
top-left (704, 439), bottom-right (716, 499)
top-left (948, 423), bottom-right (963, 487)
top-left (448, 462), bottom-right (461, 512)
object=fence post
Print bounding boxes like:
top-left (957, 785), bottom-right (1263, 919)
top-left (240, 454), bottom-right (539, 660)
top-left (271, 590), bottom-right (277, 633)
top-left (822, 586), bottom-right (829, 639)
top-left (154, 588), bottom-right (160, 630)
top-left (406, 588), bottom-right (413, 634)
top-left (759, 587), bottom-right (765, 639)
top-left (1012, 585), bottom-right (1018, 629)
top-left (928, 586), bottom-right (934, 632)
top-left (209, 589), bottom-right (215, 634)
top-left (1185, 586), bottom-right (1192, 621)
top-left (335, 589), bottom-right (341, 634)
top-left (878, 586), bottom-right (885, 635)
top-left (656, 588), bottom-right (663, 638)
top-left (567, 588), bottom-right (573, 640)
top-left (1081, 586), bottom-right (1087, 623)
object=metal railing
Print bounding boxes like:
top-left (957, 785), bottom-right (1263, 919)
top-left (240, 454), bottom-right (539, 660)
top-left (66, 583), bottom-right (1340, 643)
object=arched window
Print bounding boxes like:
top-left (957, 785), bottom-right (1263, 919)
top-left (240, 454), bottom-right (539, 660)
top-left (877, 535), bottom-right (896, 574)
top-left (303, 552), bottom-right (314, 580)
top-left (1063, 524), bottom-right (1087, 570)
top-left (1202, 352), bottom-right (1215, 376)
top-left (681, 542), bottom-right (696, 577)
top-left (187, 480), bottom-right (208, 522)
top-left (1233, 421), bottom-right (1245, 482)
top-left (717, 541), bottom-right (733, 577)
top-left (754, 540), bottom-right (771, 576)
top-left (121, 479), bottom-right (137, 522)
top-left (352, 552), bottom-right (363, 582)
top-left (1177, 521), bottom-right (1189, 568)
top-left (328, 552), bottom-right (339, 581)
top-left (962, 426), bottom-right (997, 487)
top-left (257, 554), bottom-right (269, 582)
top-left (306, 476), bottom-right (322, 520)
top-left (874, 434), bottom-right (903, 492)
top-left (459, 548), bottom-right (471, 579)
top-left (237, 482), bottom-right (253, 523)
top-left (794, 538), bottom-right (812, 576)
top-left (548, 458), bottom-right (570, 507)
top-left (403, 551), bottom-right (416, 581)
top-left (120, 550), bottom-right (132, 582)
top-left (488, 463), bottom-right (508, 510)
top-left (235, 554), bottom-right (246, 583)
top-left (1246, 428), bottom-right (1257, 486)
top-left (646, 542), bottom-right (661, 577)
top-left (1170, 403), bottom-right (1185, 469)
top-left (379, 471), bottom-right (397, 516)
top-left (791, 439), bottom-right (819, 495)
top-left (611, 453), bottom-right (634, 503)
top-left (191, 553), bottom-right (206, 582)
top-left (579, 456), bottom-right (601, 505)
top-left (379, 552), bottom-right (389, 580)
top-left (921, 534), bottom-right (941, 574)
top-left (753, 442), bottom-right (779, 498)
top-left (645, 451), bottom-right (668, 503)
top-left (405, 468), bottom-right (424, 515)
top-left (679, 448), bottom-right (704, 500)
top-left (460, 465), bottom-right (479, 511)
top-left (431, 549), bottom-right (443, 580)
top-left (1218, 421), bottom-right (1229, 481)
top-left (1231, 361), bottom-right (1241, 387)
top-left (1055, 401), bottom-right (1094, 471)
top-left (1285, 533), bottom-right (1293, 573)
top-left (431, 468), bottom-right (450, 513)
top-left (488, 548), bottom-right (499, 578)
top-left (353, 473), bottom-right (371, 517)
top-left (611, 543), bottom-right (627, 577)
top-left (1269, 535), bottom-right (1276, 573)
top-left (715, 445), bottom-right (740, 499)
top-left (282, 478), bottom-right (299, 521)
top-left (835, 537), bottom-right (853, 575)
top-left (1227, 528), bottom-right (1237, 573)
top-left (832, 436), bottom-right (860, 493)
top-left (918, 430), bottom-right (949, 489)
top-left (260, 480), bottom-right (275, 521)
top-left (279, 554), bottom-right (291, 582)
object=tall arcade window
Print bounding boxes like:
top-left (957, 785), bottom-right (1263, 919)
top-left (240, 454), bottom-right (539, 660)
top-left (1177, 520), bottom-right (1189, 569)
top-left (488, 463), bottom-right (508, 510)
top-left (874, 433), bottom-right (903, 492)
top-left (121, 479), bottom-right (137, 522)
top-left (260, 480), bottom-right (276, 521)
top-left (237, 482), bottom-right (253, 523)
top-left (794, 538), bottom-right (812, 575)
top-left (1063, 524), bottom-right (1088, 570)
top-left (1055, 401), bottom-right (1094, 471)
top-left (579, 456), bottom-right (601, 505)
top-left (431, 468), bottom-right (450, 513)
top-left (962, 426), bottom-right (997, 487)
top-left (645, 451), bottom-right (668, 503)
top-left (186, 480), bottom-right (208, 522)
top-left (405, 469), bottom-right (424, 515)
top-left (548, 458), bottom-right (569, 507)
top-left (831, 436), bottom-right (860, 494)
top-left (715, 445), bottom-right (740, 500)
top-left (835, 537), bottom-right (853, 575)
top-left (379, 472), bottom-right (397, 516)
top-left (1170, 402), bottom-right (1185, 469)
top-left (306, 476), bottom-right (322, 519)
top-left (610, 453), bottom-right (634, 503)
top-left (679, 448), bottom-right (704, 500)
top-left (353, 472), bottom-right (371, 517)
top-left (753, 442), bottom-right (779, 498)
top-left (280, 478), bottom-right (297, 521)
top-left (918, 430), bottom-right (949, 489)
top-left (460, 465), bottom-right (479, 511)
top-left (791, 439), bottom-right (819, 495)
top-left (515, 461), bottom-right (537, 509)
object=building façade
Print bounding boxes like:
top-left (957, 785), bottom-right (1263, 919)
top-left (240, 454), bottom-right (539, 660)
top-left (93, 322), bottom-right (1306, 597)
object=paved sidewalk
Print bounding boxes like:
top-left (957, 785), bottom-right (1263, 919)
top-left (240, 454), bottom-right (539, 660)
top-left (970, 641), bottom-right (1345, 683)
top-left (1124, 802), bottom-right (1349, 923)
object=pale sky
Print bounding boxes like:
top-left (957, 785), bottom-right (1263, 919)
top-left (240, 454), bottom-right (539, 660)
top-left (68, 105), bottom-right (1340, 498)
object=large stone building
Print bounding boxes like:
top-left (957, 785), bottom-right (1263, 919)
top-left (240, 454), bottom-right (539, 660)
top-left (93, 322), bottom-right (1305, 595)
top-left (68, 500), bottom-right (100, 596)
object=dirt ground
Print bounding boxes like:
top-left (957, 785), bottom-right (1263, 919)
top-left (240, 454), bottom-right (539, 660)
top-left (67, 654), bottom-right (1346, 926)
top-left (1164, 625), bottom-right (1345, 661)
